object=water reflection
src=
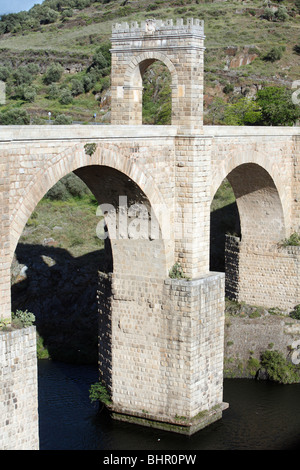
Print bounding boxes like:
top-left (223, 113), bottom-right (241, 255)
top-left (38, 360), bottom-right (300, 451)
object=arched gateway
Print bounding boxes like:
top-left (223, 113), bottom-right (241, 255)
top-left (0, 19), bottom-right (299, 449)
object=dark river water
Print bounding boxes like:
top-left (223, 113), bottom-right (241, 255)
top-left (38, 359), bottom-right (300, 451)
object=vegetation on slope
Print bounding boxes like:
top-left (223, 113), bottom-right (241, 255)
top-left (0, 0), bottom-right (299, 124)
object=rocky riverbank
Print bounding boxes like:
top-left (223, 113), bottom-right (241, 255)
top-left (224, 299), bottom-right (300, 380)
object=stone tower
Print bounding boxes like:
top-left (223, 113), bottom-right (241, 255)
top-left (110, 18), bottom-right (205, 133)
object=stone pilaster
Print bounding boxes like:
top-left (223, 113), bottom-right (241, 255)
top-left (292, 134), bottom-right (300, 233)
top-left (0, 147), bottom-right (11, 321)
top-left (174, 136), bottom-right (212, 278)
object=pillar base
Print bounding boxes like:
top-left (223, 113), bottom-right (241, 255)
top-left (109, 402), bottom-right (229, 436)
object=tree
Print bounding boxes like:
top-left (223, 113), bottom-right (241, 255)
top-left (82, 74), bottom-right (96, 92)
top-left (275, 5), bottom-right (288, 21)
top-left (206, 97), bottom-right (226, 125)
top-left (53, 114), bottom-right (72, 125)
top-left (47, 83), bottom-right (60, 100)
top-left (71, 78), bottom-right (84, 96)
top-left (255, 86), bottom-right (300, 126)
top-left (0, 66), bottom-right (12, 82)
top-left (43, 63), bottom-right (64, 85)
top-left (14, 85), bottom-right (37, 102)
top-left (11, 67), bottom-right (33, 86)
top-left (23, 86), bottom-right (37, 103)
top-left (87, 44), bottom-right (110, 77)
top-left (224, 98), bottom-right (262, 125)
top-left (263, 46), bottom-right (285, 62)
top-left (294, 44), bottom-right (300, 55)
top-left (59, 88), bottom-right (73, 105)
top-left (0, 108), bottom-right (30, 125)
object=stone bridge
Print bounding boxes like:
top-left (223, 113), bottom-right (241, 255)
top-left (0, 18), bottom-right (299, 449)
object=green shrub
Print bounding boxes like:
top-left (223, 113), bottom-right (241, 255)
top-left (223, 83), bottom-right (234, 94)
top-left (97, 75), bottom-right (110, 93)
top-left (12, 309), bottom-right (35, 328)
top-left (0, 108), bottom-right (30, 125)
top-left (59, 88), bottom-right (73, 105)
top-left (88, 48), bottom-right (108, 76)
top-left (14, 85), bottom-right (37, 102)
top-left (48, 83), bottom-right (60, 100)
top-left (36, 334), bottom-right (50, 359)
top-left (294, 44), bottom-right (300, 55)
top-left (89, 382), bottom-right (111, 405)
top-left (247, 357), bottom-right (260, 376)
top-left (71, 78), bottom-right (84, 96)
top-left (46, 173), bottom-right (90, 200)
top-left (63, 173), bottom-right (90, 197)
top-left (275, 6), bottom-right (288, 21)
top-left (249, 309), bottom-right (261, 318)
top-left (26, 63), bottom-right (40, 75)
top-left (0, 318), bottom-right (11, 330)
top-left (280, 232), bottom-right (300, 246)
top-left (255, 86), bottom-right (300, 126)
top-left (83, 74), bottom-right (96, 92)
top-left (53, 113), bottom-right (72, 125)
top-left (263, 46), bottom-right (285, 62)
top-left (84, 143), bottom-right (97, 156)
top-left (169, 262), bottom-right (187, 279)
top-left (38, 7), bottom-right (59, 25)
top-left (260, 350), bottom-right (299, 384)
top-left (262, 6), bottom-right (288, 21)
top-left (61, 9), bottom-right (74, 19)
top-left (45, 179), bottom-right (70, 200)
top-left (224, 98), bottom-right (262, 125)
top-left (0, 65), bottom-right (12, 82)
top-left (262, 7), bottom-right (275, 21)
top-left (43, 63), bottom-right (64, 85)
top-left (290, 305), bottom-right (300, 320)
top-left (11, 67), bottom-right (34, 86)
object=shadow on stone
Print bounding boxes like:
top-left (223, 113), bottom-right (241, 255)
top-left (11, 242), bottom-right (112, 364)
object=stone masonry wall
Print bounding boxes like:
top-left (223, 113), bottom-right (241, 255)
top-left (0, 326), bottom-right (39, 450)
top-left (225, 235), bottom-right (300, 311)
top-left (238, 243), bottom-right (300, 311)
top-left (224, 315), bottom-right (300, 377)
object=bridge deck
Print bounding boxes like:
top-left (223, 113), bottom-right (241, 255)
top-left (0, 124), bottom-right (298, 143)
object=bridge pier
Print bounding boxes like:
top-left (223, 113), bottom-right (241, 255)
top-left (99, 271), bottom-right (228, 435)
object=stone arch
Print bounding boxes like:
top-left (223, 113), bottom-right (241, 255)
top-left (211, 161), bottom-right (286, 249)
top-left (122, 51), bottom-right (179, 125)
top-left (211, 153), bottom-right (288, 241)
top-left (9, 143), bottom-right (173, 276)
top-left (124, 51), bottom-right (178, 89)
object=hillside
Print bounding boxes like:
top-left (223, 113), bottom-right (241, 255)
top-left (0, 0), bottom-right (299, 124)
